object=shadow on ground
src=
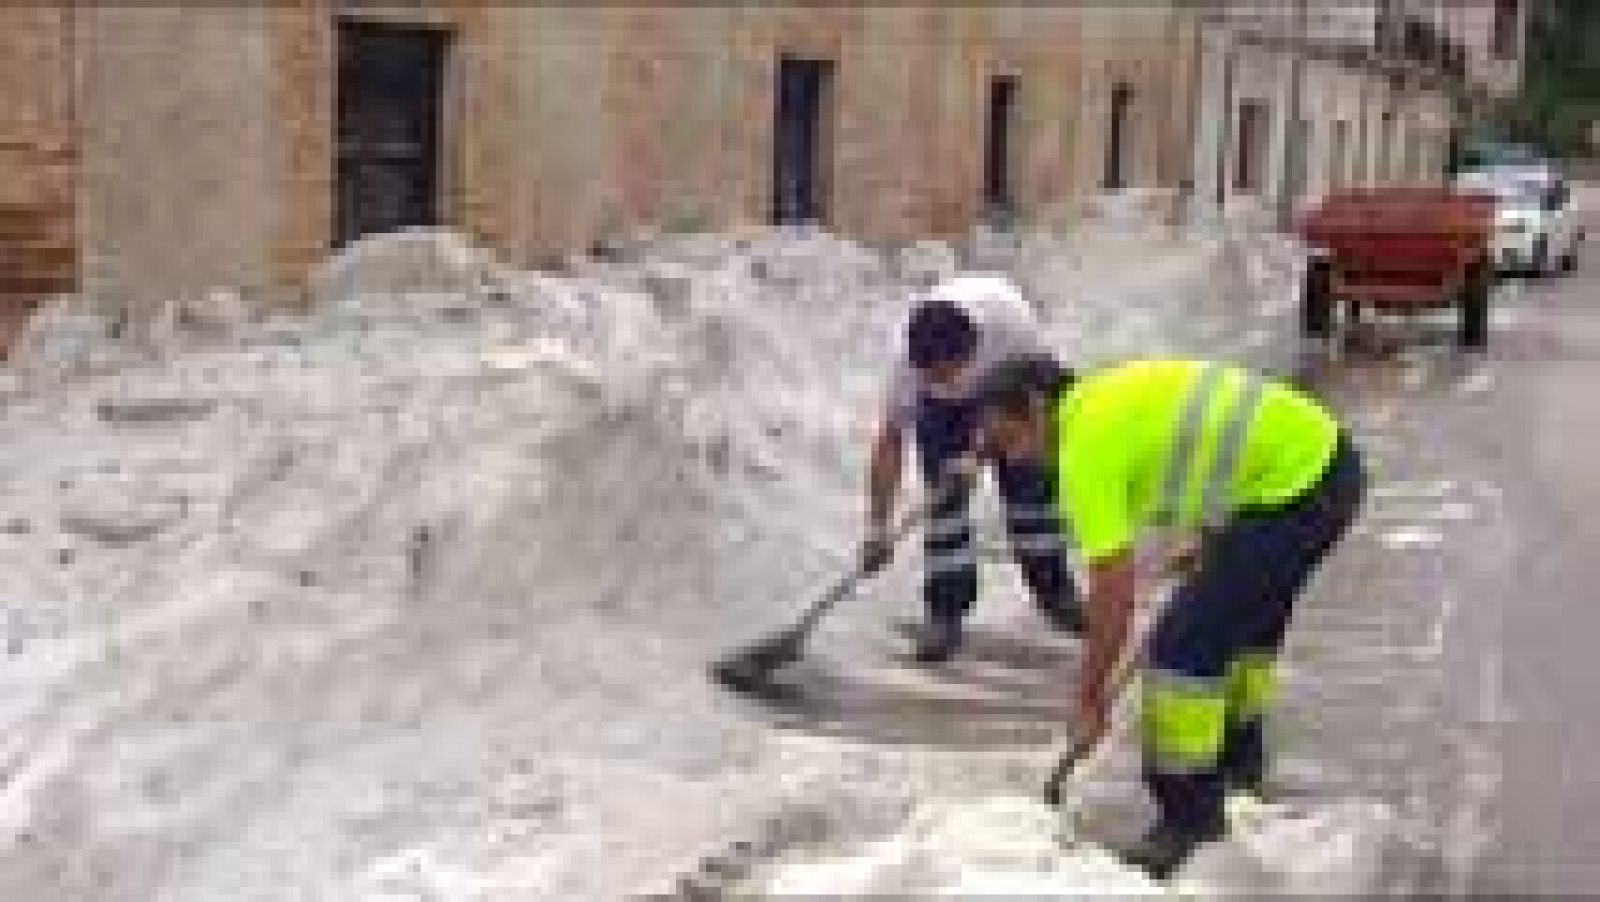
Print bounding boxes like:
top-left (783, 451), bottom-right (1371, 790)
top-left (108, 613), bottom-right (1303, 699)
top-left (728, 624), bottom-right (1081, 749)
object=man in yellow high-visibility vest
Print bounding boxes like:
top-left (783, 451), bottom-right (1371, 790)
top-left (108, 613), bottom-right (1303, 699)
top-left (979, 355), bottom-right (1366, 879)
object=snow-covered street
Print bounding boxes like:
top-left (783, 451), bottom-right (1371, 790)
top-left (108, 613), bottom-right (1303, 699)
top-left (1, 218), bottom-right (1509, 899)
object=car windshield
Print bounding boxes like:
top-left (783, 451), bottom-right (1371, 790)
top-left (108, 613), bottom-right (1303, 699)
top-left (1462, 143), bottom-right (1546, 169)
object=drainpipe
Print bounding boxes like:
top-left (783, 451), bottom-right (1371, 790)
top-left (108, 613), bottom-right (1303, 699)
top-left (1275, 0), bottom-right (1308, 230)
top-left (1216, 34), bottom-right (1236, 209)
top-left (63, 1), bottom-right (83, 302)
top-left (1356, 59), bottom-right (1370, 185)
top-left (1176, 9), bottom-right (1207, 228)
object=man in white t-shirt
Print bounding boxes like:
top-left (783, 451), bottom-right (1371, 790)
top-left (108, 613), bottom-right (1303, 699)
top-left (862, 274), bottom-right (1083, 663)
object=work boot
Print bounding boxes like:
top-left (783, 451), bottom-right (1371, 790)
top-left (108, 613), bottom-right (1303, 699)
top-left (1226, 774), bottom-right (1268, 803)
top-left (1117, 817), bottom-right (1226, 881)
top-left (912, 616), bottom-right (962, 664)
top-left (1218, 721), bottom-right (1271, 802)
top-left (1222, 764), bottom-right (1276, 803)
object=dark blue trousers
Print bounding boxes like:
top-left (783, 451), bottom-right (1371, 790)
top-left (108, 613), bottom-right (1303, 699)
top-left (913, 393), bottom-right (1080, 629)
top-left (1144, 432), bottom-right (1366, 833)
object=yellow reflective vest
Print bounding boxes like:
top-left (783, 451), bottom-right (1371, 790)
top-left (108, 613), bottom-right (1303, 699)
top-left (1054, 360), bottom-right (1339, 561)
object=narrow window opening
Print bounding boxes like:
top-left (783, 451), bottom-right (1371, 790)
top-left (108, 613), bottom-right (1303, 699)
top-left (1234, 99), bottom-right (1270, 195)
top-left (1104, 82), bottom-right (1135, 191)
top-left (985, 75), bottom-right (1019, 218)
top-left (771, 56), bottom-right (835, 226)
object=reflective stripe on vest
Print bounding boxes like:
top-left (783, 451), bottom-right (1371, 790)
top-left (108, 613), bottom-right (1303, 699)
top-left (1158, 363), bottom-right (1267, 530)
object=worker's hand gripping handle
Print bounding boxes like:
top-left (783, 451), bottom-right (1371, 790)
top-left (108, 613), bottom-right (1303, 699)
top-left (1044, 584), bottom-right (1170, 808)
top-left (859, 465), bottom-right (975, 578)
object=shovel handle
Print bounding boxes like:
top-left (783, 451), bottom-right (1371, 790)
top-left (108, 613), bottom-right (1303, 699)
top-left (1043, 732), bottom-right (1099, 807)
top-left (1043, 655), bottom-right (1140, 807)
top-left (794, 486), bottom-right (946, 634)
top-left (1043, 583), bottom-right (1171, 807)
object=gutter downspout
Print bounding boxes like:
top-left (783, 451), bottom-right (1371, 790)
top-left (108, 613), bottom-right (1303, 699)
top-left (1216, 35), bottom-right (1236, 209)
top-left (1175, 7), bottom-right (1207, 228)
top-left (1275, 0), bottom-right (1308, 230)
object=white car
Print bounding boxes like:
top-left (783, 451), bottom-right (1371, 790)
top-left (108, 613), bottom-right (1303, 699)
top-left (1458, 171), bottom-right (1584, 277)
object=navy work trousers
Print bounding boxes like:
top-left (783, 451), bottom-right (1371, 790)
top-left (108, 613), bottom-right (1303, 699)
top-left (913, 392), bottom-right (1080, 629)
top-left (1144, 431), bottom-right (1366, 834)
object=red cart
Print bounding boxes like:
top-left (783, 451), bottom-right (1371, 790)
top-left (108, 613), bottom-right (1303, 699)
top-left (1296, 188), bottom-right (1497, 348)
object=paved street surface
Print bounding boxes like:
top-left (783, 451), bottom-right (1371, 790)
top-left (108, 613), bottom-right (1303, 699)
top-left (1302, 181), bottom-right (1600, 895)
top-left (1209, 190), bottom-right (1600, 894)
top-left (1465, 186), bottom-right (1600, 896)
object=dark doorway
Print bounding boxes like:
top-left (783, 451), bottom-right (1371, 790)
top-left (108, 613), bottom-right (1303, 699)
top-left (985, 75), bottom-right (1018, 219)
top-left (1104, 82), bottom-right (1134, 192)
top-left (1234, 99), bottom-right (1270, 195)
top-left (336, 20), bottom-right (448, 247)
top-left (771, 56), bottom-right (834, 226)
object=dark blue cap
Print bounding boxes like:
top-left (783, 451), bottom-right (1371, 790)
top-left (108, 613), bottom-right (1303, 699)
top-left (978, 354), bottom-right (1076, 414)
top-left (906, 299), bottom-right (978, 369)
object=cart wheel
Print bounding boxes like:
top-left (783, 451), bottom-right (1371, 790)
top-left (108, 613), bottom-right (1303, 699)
top-left (1302, 256), bottom-right (1335, 338)
top-left (1459, 260), bottom-right (1491, 350)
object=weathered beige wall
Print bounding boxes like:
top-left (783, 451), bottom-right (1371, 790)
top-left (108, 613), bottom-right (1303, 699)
top-left (1447, 0), bottom-right (1529, 101)
top-left (1301, 61), bottom-right (1373, 195)
top-left (0, 4), bottom-right (73, 139)
top-left (0, 2), bottom-right (75, 221)
top-left (12, 0), bottom-right (1481, 322)
top-left (268, 1), bottom-right (334, 294)
top-left (59, 2), bottom-right (1199, 304)
top-left (1070, 8), bottom-right (1185, 201)
top-left (77, 5), bottom-right (277, 312)
top-left (334, 3), bottom-right (1188, 258)
top-left (0, 3), bottom-right (79, 353)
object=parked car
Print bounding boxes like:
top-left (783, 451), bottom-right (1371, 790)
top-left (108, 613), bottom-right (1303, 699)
top-left (1457, 170), bottom-right (1584, 276)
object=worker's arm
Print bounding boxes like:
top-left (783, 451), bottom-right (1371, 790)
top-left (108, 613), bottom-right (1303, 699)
top-left (858, 418), bottom-right (907, 576)
top-left (867, 418), bottom-right (905, 534)
top-left (1076, 550), bottom-right (1138, 742)
top-left (1054, 414), bottom-right (1137, 741)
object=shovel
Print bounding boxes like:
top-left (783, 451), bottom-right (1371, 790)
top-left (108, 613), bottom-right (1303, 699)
top-left (709, 478), bottom-right (958, 695)
top-left (1044, 571), bottom-right (1176, 809)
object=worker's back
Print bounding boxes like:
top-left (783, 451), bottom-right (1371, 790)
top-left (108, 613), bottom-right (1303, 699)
top-left (1055, 360), bottom-right (1339, 561)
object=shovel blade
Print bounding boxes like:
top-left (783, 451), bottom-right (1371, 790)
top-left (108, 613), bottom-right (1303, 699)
top-left (708, 630), bottom-right (806, 694)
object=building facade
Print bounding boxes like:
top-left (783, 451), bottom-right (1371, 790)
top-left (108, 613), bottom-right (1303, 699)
top-left (0, 1), bottom-right (1528, 344)
top-left (1185, 0), bottom-right (1528, 227)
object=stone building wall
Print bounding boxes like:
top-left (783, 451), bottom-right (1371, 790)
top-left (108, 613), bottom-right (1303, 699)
top-left (1, 2), bottom-right (1221, 321)
top-left (0, 4), bottom-right (77, 354)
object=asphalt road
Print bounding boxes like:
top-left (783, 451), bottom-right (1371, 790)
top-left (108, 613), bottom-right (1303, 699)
top-left (1294, 182), bottom-right (1600, 894)
top-left (1266, 186), bottom-right (1600, 896)
top-left (1461, 188), bottom-right (1600, 896)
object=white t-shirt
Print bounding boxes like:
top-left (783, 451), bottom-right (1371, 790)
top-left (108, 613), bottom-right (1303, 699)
top-left (886, 274), bottom-right (1052, 426)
